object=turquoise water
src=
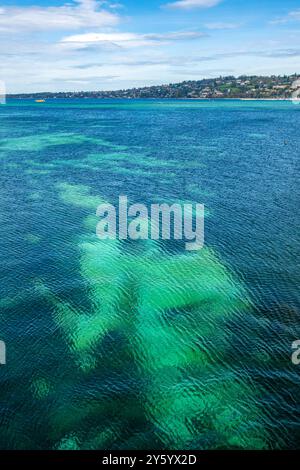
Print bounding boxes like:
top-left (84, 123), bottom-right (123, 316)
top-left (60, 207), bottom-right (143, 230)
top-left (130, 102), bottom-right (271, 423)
top-left (0, 99), bottom-right (299, 449)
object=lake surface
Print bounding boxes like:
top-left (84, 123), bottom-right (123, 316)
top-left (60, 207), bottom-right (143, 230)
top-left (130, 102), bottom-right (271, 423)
top-left (0, 99), bottom-right (299, 449)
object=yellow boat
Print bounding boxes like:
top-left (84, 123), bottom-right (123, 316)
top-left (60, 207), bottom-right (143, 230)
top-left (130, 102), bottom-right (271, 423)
top-left (35, 99), bottom-right (45, 103)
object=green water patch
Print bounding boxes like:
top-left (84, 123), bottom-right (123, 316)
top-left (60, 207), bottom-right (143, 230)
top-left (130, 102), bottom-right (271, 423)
top-left (2, 162), bottom-right (20, 170)
top-left (248, 133), bottom-right (268, 139)
top-left (31, 377), bottom-right (52, 400)
top-left (0, 132), bottom-right (126, 153)
top-left (25, 169), bottom-right (52, 176)
top-left (56, 182), bottom-right (105, 210)
top-left (109, 165), bottom-right (159, 178)
top-left (52, 158), bottom-right (91, 167)
top-left (85, 152), bottom-right (163, 175)
top-left (27, 191), bottom-right (43, 202)
top-left (56, 433), bottom-right (80, 450)
top-left (85, 151), bottom-right (204, 173)
top-left (37, 184), bottom-right (268, 449)
top-left (0, 293), bottom-right (29, 310)
top-left (130, 248), bottom-right (267, 448)
top-left (49, 154), bottom-right (127, 173)
top-left (54, 242), bottom-right (267, 448)
top-left (24, 159), bottom-right (57, 170)
top-left (24, 233), bottom-right (42, 244)
top-left (0, 133), bottom-right (89, 152)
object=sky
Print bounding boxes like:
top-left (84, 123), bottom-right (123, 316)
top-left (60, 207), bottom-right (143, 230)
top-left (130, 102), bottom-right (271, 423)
top-left (0, 0), bottom-right (300, 93)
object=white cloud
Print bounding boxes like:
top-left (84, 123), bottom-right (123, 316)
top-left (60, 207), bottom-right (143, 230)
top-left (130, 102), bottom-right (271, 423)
top-left (145, 31), bottom-right (207, 40)
top-left (61, 32), bottom-right (155, 49)
top-left (271, 9), bottom-right (300, 25)
top-left (0, 0), bottom-right (119, 33)
top-left (163, 0), bottom-right (222, 10)
top-left (61, 30), bottom-right (207, 49)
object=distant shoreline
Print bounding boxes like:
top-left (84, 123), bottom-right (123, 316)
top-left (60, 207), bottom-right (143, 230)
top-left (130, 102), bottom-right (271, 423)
top-left (6, 97), bottom-right (297, 101)
top-left (6, 74), bottom-right (300, 101)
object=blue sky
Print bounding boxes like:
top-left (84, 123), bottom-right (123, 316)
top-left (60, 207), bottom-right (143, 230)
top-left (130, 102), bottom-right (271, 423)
top-left (1, 0), bottom-right (300, 93)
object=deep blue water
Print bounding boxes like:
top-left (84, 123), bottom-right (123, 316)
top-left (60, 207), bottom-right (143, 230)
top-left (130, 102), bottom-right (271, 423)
top-left (0, 99), bottom-right (299, 449)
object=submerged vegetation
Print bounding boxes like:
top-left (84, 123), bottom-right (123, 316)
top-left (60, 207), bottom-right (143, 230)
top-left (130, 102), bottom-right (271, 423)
top-left (36, 183), bottom-right (269, 450)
